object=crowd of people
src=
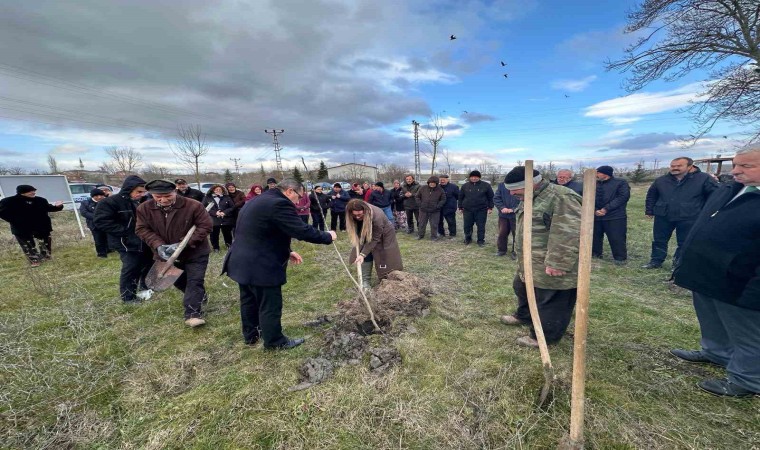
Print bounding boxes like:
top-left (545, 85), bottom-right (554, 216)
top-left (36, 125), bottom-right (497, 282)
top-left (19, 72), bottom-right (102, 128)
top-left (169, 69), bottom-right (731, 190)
top-left (1, 147), bottom-right (758, 397)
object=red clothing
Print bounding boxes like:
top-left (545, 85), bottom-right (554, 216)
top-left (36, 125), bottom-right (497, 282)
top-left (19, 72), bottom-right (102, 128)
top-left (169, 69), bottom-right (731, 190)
top-left (245, 184), bottom-right (263, 202)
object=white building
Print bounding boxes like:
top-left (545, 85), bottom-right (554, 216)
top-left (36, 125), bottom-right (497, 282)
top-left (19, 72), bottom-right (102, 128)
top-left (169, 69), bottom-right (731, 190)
top-left (326, 163), bottom-right (379, 181)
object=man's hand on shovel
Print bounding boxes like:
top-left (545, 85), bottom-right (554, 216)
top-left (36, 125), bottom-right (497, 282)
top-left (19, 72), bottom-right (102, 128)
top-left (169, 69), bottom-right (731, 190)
top-left (157, 243), bottom-right (179, 260)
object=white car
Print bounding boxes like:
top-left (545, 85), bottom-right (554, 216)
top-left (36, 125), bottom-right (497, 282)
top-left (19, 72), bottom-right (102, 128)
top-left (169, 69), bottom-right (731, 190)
top-left (69, 182), bottom-right (120, 204)
top-left (190, 182), bottom-right (218, 193)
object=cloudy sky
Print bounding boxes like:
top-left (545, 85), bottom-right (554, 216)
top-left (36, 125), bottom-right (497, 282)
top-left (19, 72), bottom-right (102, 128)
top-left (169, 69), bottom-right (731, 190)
top-left (0, 0), bottom-right (752, 175)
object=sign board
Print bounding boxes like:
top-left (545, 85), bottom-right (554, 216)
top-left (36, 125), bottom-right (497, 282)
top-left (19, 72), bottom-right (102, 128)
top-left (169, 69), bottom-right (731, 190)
top-left (0, 175), bottom-right (86, 237)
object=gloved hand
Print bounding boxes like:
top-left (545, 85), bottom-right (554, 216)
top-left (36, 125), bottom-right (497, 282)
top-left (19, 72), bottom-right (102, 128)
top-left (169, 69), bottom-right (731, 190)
top-left (157, 243), bottom-right (179, 260)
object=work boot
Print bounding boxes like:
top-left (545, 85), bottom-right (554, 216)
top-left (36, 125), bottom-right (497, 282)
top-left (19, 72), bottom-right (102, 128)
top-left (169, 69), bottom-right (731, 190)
top-left (265, 337), bottom-right (305, 350)
top-left (516, 336), bottom-right (539, 348)
top-left (496, 251), bottom-right (507, 257)
top-left (642, 262), bottom-right (662, 269)
top-left (185, 317), bottom-right (206, 328)
top-left (510, 251), bottom-right (517, 260)
top-left (500, 314), bottom-right (526, 326)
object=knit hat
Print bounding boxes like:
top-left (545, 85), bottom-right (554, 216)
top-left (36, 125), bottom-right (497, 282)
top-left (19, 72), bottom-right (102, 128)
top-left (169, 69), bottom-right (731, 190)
top-left (145, 179), bottom-right (176, 194)
top-left (469, 170), bottom-right (482, 178)
top-left (503, 167), bottom-right (542, 190)
top-left (266, 178), bottom-right (277, 184)
top-left (427, 176), bottom-right (439, 184)
top-left (333, 182), bottom-right (342, 188)
top-left (596, 165), bottom-right (614, 177)
top-left (374, 181), bottom-right (384, 188)
top-left (90, 188), bottom-right (106, 197)
top-left (16, 184), bottom-right (36, 194)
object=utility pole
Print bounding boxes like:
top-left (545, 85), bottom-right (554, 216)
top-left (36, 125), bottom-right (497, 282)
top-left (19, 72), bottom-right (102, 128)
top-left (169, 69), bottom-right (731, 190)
top-left (265, 129), bottom-right (285, 179)
top-left (412, 120), bottom-right (420, 180)
top-left (229, 157), bottom-right (242, 183)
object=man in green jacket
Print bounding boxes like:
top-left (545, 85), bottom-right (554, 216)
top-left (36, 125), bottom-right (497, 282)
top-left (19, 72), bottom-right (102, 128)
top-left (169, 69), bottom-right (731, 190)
top-left (499, 167), bottom-right (582, 347)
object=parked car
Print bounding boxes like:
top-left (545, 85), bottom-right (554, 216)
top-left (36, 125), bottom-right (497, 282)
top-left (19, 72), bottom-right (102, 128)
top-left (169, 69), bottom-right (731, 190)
top-left (69, 182), bottom-right (119, 204)
top-left (190, 182), bottom-right (217, 192)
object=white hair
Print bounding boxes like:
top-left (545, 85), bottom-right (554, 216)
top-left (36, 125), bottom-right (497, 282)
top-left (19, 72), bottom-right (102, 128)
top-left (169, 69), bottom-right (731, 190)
top-left (556, 169), bottom-right (574, 176)
top-left (736, 144), bottom-right (760, 156)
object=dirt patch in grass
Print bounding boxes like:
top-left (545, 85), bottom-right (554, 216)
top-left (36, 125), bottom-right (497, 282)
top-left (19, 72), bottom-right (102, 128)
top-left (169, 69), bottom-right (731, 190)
top-left (292, 271), bottom-right (432, 390)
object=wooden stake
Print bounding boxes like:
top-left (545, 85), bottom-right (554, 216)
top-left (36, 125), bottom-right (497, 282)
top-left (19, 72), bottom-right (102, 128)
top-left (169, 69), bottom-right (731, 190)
top-left (565, 169), bottom-right (597, 449)
top-left (522, 160), bottom-right (555, 405)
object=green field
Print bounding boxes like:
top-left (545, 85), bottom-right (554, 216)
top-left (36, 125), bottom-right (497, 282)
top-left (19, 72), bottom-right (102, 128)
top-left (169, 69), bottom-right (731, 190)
top-left (1, 186), bottom-right (758, 449)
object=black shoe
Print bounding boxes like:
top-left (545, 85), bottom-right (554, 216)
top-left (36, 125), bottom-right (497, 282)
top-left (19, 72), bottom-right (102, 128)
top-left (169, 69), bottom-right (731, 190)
top-left (265, 337), bottom-right (305, 350)
top-left (407, 230), bottom-right (415, 234)
top-left (613, 259), bottom-right (627, 266)
top-left (430, 236), bottom-right (440, 241)
top-left (245, 337), bottom-right (260, 346)
top-left (642, 262), bottom-right (662, 269)
top-left (477, 242), bottom-right (485, 247)
top-left (416, 235), bottom-right (424, 240)
top-left (496, 251), bottom-right (506, 256)
top-left (592, 254), bottom-right (603, 259)
top-left (463, 239), bottom-right (472, 245)
top-left (670, 349), bottom-right (722, 366)
top-left (510, 251), bottom-right (517, 260)
top-left (698, 378), bottom-right (757, 398)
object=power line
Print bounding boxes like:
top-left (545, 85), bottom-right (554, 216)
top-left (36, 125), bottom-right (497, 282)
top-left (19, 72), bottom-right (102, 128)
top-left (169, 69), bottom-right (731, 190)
top-left (229, 157), bottom-right (242, 183)
top-left (265, 129), bottom-right (285, 179)
top-left (412, 120), bottom-right (420, 180)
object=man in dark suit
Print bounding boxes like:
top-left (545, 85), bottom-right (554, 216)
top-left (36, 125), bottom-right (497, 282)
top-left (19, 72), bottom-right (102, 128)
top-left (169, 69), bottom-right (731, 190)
top-left (223, 179), bottom-right (337, 349)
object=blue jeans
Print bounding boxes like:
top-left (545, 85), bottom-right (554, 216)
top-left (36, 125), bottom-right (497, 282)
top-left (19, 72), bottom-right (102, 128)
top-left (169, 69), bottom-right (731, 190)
top-left (381, 206), bottom-right (393, 223)
top-left (693, 292), bottom-right (760, 392)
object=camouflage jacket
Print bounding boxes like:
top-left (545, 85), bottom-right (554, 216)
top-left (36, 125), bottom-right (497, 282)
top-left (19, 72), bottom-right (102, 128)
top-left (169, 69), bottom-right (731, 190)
top-left (515, 181), bottom-right (582, 290)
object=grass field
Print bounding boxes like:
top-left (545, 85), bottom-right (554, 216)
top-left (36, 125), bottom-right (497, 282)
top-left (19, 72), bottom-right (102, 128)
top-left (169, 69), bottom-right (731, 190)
top-left (1, 186), bottom-right (758, 449)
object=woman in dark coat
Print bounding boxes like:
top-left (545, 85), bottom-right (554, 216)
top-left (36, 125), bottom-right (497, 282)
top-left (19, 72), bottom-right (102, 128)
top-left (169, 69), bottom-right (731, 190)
top-left (390, 179), bottom-right (406, 231)
top-left (346, 199), bottom-right (403, 289)
top-left (203, 184), bottom-right (236, 251)
top-left (225, 182), bottom-right (246, 235)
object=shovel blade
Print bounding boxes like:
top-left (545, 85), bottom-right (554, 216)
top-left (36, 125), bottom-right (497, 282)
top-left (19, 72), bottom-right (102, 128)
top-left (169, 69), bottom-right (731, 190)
top-left (145, 261), bottom-right (184, 292)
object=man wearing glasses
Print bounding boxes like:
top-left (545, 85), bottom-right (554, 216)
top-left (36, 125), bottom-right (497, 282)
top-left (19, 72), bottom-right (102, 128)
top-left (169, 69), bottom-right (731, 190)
top-left (223, 179), bottom-right (337, 350)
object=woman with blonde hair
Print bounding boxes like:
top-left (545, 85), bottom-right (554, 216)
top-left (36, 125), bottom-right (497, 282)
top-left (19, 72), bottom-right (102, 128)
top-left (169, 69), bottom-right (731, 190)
top-left (345, 199), bottom-right (403, 289)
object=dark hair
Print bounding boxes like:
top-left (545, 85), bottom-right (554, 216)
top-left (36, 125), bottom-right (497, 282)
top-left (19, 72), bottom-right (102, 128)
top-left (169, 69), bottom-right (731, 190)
top-left (277, 178), bottom-right (304, 193)
top-left (673, 156), bottom-right (694, 166)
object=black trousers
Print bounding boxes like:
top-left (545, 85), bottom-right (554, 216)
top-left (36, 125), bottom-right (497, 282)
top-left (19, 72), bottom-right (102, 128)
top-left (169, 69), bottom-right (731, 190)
top-left (592, 218), bottom-right (628, 261)
top-left (14, 233), bottom-right (51, 263)
top-left (91, 228), bottom-right (109, 257)
top-left (418, 210), bottom-right (440, 238)
top-left (497, 216), bottom-right (516, 253)
top-left (463, 208), bottom-right (488, 243)
top-left (330, 211), bottom-right (346, 231)
top-left (650, 217), bottom-right (695, 265)
top-left (311, 212), bottom-right (325, 231)
top-left (438, 211), bottom-right (457, 236)
top-left (299, 215), bottom-right (309, 223)
top-left (173, 254), bottom-right (209, 319)
top-left (118, 248), bottom-right (154, 301)
top-left (238, 284), bottom-right (288, 347)
top-left (210, 225), bottom-right (233, 250)
top-left (512, 275), bottom-right (577, 343)
top-left (405, 208), bottom-right (419, 231)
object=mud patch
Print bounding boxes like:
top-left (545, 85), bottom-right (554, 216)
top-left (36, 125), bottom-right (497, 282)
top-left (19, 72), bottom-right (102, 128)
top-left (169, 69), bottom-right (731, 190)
top-left (293, 271), bottom-right (432, 390)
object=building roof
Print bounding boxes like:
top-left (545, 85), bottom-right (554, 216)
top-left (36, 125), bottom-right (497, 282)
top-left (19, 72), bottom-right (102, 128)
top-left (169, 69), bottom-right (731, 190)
top-left (326, 163), bottom-right (378, 170)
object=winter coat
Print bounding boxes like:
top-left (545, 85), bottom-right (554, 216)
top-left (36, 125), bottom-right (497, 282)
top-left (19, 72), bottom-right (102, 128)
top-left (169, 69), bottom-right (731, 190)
top-left (515, 182), bottom-right (582, 290)
top-left (228, 189), bottom-right (246, 210)
top-left (458, 180), bottom-right (494, 211)
top-left (203, 186), bottom-right (236, 226)
top-left (440, 182), bottom-right (460, 214)
top-left (594, 176), bottom-right (630, 221)
top-left (390, 187), bottom-right (404, 211)
top-left (329, 189), bottom-right (350, 213)
top-left (493, 183), bottom-right (520, 219)
top-left (79, 198), bottom-right (101, 231)
top-left (369, 189), bottom-right (393, 209)
top-left (245, 184), bottom-right (263, 202)
top-left (93, 175), bottom-right (148, 252)
top-left (135, 195), bottom-right (213, 261)
top-left (223, 189), bottom-right (333, 286)
top-left (295, 193), bottom-right (311, 216)
top-left (0, 194), bottom-right (63, 236)
top-left (400, 181), bottom-right (420, 209)
top-left (363, 188), bottom-right (372, 202)
top-left (674, 182), bottom-right (760, 310)
top-left (415, 184), bottom-right (446, 213)
top-left (645, 169), bottom-right (717, 221)
top-left (177, 187), bottom-right (204, 203)
top-left (551, 179), bottom-right (583, 196)
top-left (309, 191), bottom-right (329, 214)
top-left (349, 204), bottom-right (403, 280)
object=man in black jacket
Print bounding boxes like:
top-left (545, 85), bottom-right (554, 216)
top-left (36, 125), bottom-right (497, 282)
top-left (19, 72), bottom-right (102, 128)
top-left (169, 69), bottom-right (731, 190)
top-left (671, 146), bottom-right (760, 398)
top-left (93, 175), bottom-right (154, 303)
top-left (401, 175), bottom-right (420, 233)
top-left (175, 178), bottom-right (204, 203)
top-left (643, 157), bottom-right (717, 269)
top-left (0, 184), bottom-right (64, 267)
top-left (223, 179), bottom-right (337, 350)
top-left (592, 166), bottom-right (631, 264)
top-left (552, 169), bottom-right (583, 196)
top-left (309, 185), bottom-right (330, 231)
top-left (79, 188), bottom-right (109, 258)
top-left (438, 174), bottom-right (460, 238)
top-left (458, 170), bottom-right (494, 246)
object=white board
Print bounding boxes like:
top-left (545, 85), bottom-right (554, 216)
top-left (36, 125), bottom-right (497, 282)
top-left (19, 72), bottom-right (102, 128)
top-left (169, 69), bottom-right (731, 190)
top-left (0, 175), bottom-right (86, 237)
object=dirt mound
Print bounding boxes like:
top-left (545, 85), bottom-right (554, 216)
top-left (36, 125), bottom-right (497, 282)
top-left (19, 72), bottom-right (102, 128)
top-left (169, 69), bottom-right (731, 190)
top-left (293, 271), bottom-right (432, 390)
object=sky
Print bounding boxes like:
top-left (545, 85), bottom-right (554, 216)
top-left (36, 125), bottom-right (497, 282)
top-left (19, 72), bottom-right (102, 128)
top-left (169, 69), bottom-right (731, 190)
top-left (0, 0), bottom-right (752, 176)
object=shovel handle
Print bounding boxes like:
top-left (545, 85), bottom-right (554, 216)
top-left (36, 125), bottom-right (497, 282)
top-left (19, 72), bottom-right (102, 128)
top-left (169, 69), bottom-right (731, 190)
top-left (163, 225), bottom-right (197, 268)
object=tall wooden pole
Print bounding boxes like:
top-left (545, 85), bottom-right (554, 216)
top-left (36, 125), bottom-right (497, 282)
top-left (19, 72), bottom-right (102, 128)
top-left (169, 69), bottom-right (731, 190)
top-left (566, 169), bottom-right (597, 449)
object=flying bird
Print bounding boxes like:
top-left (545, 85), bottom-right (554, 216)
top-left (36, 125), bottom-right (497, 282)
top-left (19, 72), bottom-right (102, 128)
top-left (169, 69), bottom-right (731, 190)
top-left (503, 73), bottom-right (509, 78)
top-left (450, 34), bottom-right (456, 40)
top-left (723, 135), bottom-right (728, 139)
top-left (501, 61), bottom-right (507, 66)
top-left (564, 94), bottom-right (570, 98)
top-left (463, 110), bottom-right (469, 114)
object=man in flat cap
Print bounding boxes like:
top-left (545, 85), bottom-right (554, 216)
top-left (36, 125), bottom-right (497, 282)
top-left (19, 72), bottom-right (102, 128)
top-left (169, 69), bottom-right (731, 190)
top-left (0, 185), bottom-right (64, 267)
top-left (499, 167), bottom-right (582, 347)
top-left (175, 178), bottom-right (204, 203)
top-left (458, 170), bottom-right (494, 247)
top-left (593, 165), bottom-right (630, 265)
top-left (136, 180), bottom-right (214, 327)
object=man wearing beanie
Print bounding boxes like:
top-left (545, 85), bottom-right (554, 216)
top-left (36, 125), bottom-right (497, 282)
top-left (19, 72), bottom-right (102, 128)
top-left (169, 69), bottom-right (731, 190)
top-left (415, 176), bottom-right (446, 240)
top-left (493, 175), bottom-right (520, 259)
top-left (593, 165), bottom-right (631, 265)
top-left (498, 167), bottom-right (582, 347)
top-left (0, 185), bottom-right (64, 267)
top-left (79, 188), bottom-right (109, 258)
top-left (264, 177), bottom-right (277, 192)
top-left (457, 170), bottom-right (494, 246)
top-left (94, 175), bottom-right (155, 303)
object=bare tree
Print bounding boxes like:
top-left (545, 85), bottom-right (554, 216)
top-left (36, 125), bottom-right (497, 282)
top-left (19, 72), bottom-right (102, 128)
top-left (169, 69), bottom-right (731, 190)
top-left (143, 163), bottom-right (172, 180)
top-left (104, 146), bottom-right (143, 173)
top-left (340, 164), bottom-right (372, 182)
top-left (0, 164), bottom-right (8, 175)
top-left (8, 166), bottom-right (25, 175)
top-left (439, 148), bottom-right (455, 176)
top-left (377, 163), bottom-right (408, 182)
top-left (170, 124), bottom-right (209, 186)
top-left (608, 0), bottom-right (760, 142)
top-left (47, 154), bottom-right (59, 174)
top-left (420, 114), bottom-right (446, 177)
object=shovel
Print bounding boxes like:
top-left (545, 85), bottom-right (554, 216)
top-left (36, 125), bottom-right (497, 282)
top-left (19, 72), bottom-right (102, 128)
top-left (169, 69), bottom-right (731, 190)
top-left (145, 225), bottom-right (197, 292)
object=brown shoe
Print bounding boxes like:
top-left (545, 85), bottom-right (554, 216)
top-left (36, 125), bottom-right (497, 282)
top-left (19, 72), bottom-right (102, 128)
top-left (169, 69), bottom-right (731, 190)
top-left (516, 336), bottom-right (539, 348)
top-left (500, 314), bottom-right (525, 326)
top-left (184, 318), bottom-right (206, 328)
